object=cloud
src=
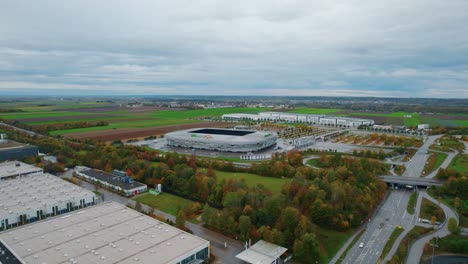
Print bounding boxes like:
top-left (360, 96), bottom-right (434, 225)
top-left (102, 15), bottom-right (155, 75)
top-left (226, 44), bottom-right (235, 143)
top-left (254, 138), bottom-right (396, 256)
top-left (0, 0), bottom-right (467, 98)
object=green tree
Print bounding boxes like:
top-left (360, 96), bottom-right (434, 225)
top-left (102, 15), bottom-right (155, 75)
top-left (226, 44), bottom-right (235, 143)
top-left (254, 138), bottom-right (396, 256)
top-left (448, 217), bottom-right (459, 234)
top-left (239, 215), bottom-right (252, 241)
top-left (293, 233), bottom-right (320, 264)
top-left (176, 209), bottom-right (186, 230)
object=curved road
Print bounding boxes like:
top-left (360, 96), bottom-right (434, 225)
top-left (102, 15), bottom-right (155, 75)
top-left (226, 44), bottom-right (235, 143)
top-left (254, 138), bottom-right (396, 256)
top-left (406, 190), bottom-right (459, 264)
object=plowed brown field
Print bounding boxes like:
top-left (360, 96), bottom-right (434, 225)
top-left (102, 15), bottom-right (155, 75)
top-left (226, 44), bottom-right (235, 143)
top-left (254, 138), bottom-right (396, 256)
top-left (63, 122), bottom-right (235, 141)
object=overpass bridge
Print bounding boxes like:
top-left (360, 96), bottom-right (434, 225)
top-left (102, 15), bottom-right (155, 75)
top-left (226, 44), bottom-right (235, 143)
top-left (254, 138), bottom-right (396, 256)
top-left (378, 175), bottom-right (443, 187)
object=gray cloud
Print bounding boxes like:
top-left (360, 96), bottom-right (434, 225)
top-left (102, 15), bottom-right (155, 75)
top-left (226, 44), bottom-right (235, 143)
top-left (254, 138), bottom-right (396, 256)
top-left (0, 0), bottom-right (467, 97)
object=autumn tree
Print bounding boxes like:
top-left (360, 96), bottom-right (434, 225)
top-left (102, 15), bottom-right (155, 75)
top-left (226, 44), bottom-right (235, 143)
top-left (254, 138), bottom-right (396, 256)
top-left (293, 233), bottom-right (320, 264)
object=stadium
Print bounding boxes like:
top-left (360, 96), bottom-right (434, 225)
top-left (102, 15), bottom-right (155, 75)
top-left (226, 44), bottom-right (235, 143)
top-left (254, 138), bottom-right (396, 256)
top-left (165, 128), bottom-right (278, 152)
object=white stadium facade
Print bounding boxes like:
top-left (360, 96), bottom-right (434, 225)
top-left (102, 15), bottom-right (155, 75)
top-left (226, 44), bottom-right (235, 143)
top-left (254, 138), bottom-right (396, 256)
top-left (222, 111), bottom-right (374, 127)
top-left (165, 128), bottom-right (277, 152)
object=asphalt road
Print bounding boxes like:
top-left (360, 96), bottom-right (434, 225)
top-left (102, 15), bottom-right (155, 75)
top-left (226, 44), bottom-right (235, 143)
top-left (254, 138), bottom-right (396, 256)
top-left (406, 190), bottom-right (459, 264)
top-left (58, 170), bottom-right (244, 264)
top-left (338, 189), bottom-right (416, 264)
top-left (403, 135), bottom-right (442, 178)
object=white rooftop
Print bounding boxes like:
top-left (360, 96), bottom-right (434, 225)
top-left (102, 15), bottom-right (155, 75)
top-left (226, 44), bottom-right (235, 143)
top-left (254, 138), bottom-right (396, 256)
top-left (0, 161), bottom-right (43, 179)
top-left (236, 240), bottom-right (287, 264)
top-left (0, 202), bottom-right (209, 264)
top-left (0, 173), bottom-right (95, 218)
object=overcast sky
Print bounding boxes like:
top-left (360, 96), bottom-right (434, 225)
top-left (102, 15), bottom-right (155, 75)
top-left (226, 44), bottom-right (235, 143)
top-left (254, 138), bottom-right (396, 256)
top-left (1, 0), bottom-right (467, 98)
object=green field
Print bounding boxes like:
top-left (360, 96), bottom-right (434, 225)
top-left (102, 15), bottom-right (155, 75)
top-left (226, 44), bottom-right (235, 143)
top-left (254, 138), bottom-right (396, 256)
top-left (133, 192), bottom-right (192, 216)
top-left (288, 107), bottom-right (341, 115)
top-left (0, 111), bottom-right (91, 120)
top-left (36, 108), bottom-right (268, 135)
top-left (200, 168), bottom-right (290, 193)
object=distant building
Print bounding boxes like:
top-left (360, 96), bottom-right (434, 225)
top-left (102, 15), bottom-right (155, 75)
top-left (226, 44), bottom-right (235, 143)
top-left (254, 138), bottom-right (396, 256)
top-left (0, 169), bottom-right (96, 231)
top-left (0, 161), bottom-right (43, 180)
top-left (0, 139), bottom-right (38, 162)
top-left (0, 202), bottom-right (210, 264)
top-left (222, 112), bottom-right (374, 127)
top-left (418, 124), bottom-right (430, 130)
top-left (75, 168), bottom-right (148, 196)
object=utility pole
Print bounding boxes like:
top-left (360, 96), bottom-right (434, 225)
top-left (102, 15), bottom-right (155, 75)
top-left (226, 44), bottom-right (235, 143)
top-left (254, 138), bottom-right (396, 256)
top-left (430, 234), bottom-right (439, 264)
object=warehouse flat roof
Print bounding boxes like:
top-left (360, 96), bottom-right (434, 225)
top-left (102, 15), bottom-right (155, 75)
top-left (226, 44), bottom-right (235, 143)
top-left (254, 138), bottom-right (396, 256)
top-left (79, 169), bottom-right (147, 190)
top-left (0, 202), bottom-right (209, 264)
top-left (236, 240), bottom-right (287, 264)
top-left (0, 173), bottom-right (95, 218)
top-left (0, 161), bottom-right (43, 179)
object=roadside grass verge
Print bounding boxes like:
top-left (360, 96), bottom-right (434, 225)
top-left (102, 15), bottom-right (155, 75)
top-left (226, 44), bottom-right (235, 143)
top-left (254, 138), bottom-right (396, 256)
top-left (448, 154), bottom-right (468, 174)
top-left (419, 198), bottom-right (445, 223)
top-left (387, 226), bottom-right (433, 264)
top-left (335, 228), bottom-right (366, 264)
top-left (315, 228), bottom-right (354, 263)
top-left (422, 152), bottom-right (447, 176)
top-left (380, 226), bottom-right (405, 260)
top-left (407, 191), bottom-right (417, 214)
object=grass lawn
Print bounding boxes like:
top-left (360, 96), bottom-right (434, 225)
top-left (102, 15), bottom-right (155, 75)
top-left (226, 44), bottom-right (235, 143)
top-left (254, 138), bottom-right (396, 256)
top-left (133, 192), bottom-right (192, 216)
top-left (448, 154), bottom-right (468, 174)
top-left (315, 228), bottom-right (354, 263)
top-left (288, 107), bottom-right (341, 115)
top-left (407, 191), bottom-right (417, 214)
top-left (423, 152), bottom-right (447, 176)
top-left (200, 168), bottom-right (290, 193)
top-left (381, 226), bottom-right (405, 259)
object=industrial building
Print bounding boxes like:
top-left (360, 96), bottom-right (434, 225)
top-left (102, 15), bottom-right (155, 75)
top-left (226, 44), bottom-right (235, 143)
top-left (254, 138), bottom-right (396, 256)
top-left (0, 202), bottom-right (210, 264)
top-left (0, 138), bottom-right (38, 162)
top-left (166, 128), bottom-right (278, 153)
top-left (222, 112), bottom-right (374, 127)
top-left (75, 168), bottom-right (148, 197)
top-left (236, 240), bottom-right (287, 264)
top-left (0, 172), bottom-right (96, 231)
top-left (0, 161), bottom-right (43, 180)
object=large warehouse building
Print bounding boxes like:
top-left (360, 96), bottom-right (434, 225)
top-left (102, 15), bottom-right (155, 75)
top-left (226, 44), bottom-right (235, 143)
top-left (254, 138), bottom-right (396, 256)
top-left (0, 162), bottom-right (96, 231)
top-left (222, 112), bottom-right (374, 127)
top-left (166, 128), bottom-right (278, 152)
top-left (0, 161), bottom-right (43, 180)
top-left (0, 202), bottom-right (210, 264)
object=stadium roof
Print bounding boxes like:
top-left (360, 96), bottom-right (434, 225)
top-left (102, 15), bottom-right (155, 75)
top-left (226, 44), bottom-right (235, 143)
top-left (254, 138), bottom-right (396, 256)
top-left (0, 202), bottom-right (209, 264)
top-left (236, 240), bottom-right (287, 264)
top-left (0, 161), bottom-right (43, 179)
top-left (0, 173), bottom-right (95, 218)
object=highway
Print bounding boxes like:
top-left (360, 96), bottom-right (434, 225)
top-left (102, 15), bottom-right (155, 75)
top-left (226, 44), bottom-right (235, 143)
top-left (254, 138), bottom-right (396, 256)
top-left (403, 135), bottom-right (441, 178)
top-left (337, 189), bottom-right (417, 264)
